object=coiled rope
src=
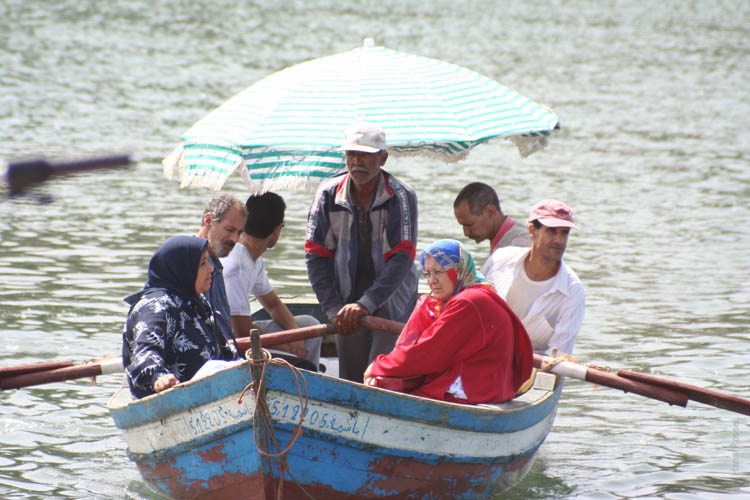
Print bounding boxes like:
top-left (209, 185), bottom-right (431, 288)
top-left (237, 347), bottom-right (317, 500)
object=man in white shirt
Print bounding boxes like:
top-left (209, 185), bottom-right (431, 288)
top-left (453, 183), bottom-right (530, 277)
top-left (222, 192), bottom-right (322, 369)
top-left (483, 199), bottom-right (585, 355)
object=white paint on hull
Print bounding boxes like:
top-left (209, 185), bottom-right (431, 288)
top-left (121, 388), bottom-right (556, 460)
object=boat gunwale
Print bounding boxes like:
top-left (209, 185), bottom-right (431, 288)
top-left (108, 359), bottom-right (561, 435)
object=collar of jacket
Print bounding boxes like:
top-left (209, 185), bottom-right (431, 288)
top-left (333, 170), bottom-right (395, 211)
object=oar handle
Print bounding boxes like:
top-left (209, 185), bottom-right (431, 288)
top-left (533, 354), bottom-right (689, 407)
top-left (360, 315), bottom-right (403, 335)
top-left (234, 323), bottom-right (336, 354)
top-left (232, 315), bottom-right (403, 354)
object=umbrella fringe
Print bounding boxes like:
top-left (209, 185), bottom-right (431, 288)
top-left (388, 149), bottom-right (470, 163)
top-left (508, 135), bottom-right (552, 158)
top-left (239, 167), bottom-right (324, 194)
top-left (162, 145), bottom-right (182, 181)
top-left (389, 134), bottom-right (552, 161)
top-left (163, 145), bottom-right (236, 191)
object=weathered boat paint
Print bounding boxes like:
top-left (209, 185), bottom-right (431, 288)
top-left (108, 360), bottom-right (562, 499)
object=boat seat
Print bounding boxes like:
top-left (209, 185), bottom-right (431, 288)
top-left (514, 368), bottom-right (537, 396)
top-left (478, 371), bottom-right (557, 410)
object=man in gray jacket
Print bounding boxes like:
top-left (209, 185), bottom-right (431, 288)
top-left (305, 123), bottom-right (419, 382)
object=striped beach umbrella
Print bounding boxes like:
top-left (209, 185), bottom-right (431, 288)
top-left (164, 39), bottom-right (560, 193)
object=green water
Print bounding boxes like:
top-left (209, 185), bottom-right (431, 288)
top-left (1, 1), bottom-right (748, 498)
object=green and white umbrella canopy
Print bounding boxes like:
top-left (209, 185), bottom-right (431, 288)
top-left (164, 39), bottom-right (560, 193)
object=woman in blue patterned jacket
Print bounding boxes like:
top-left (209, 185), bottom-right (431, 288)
top-left (122, 235), bottom-right (238, 399)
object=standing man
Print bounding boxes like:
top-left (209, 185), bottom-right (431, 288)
top-left (196, 194), bottom-right (247, 340)
top-left (305, 122), bottom-right (419, 382)
top-left (222, 192), bottom-right (322, 370)
top-left (483, 199), bottom-right (585, 355)
top-left (453, 182), bottom-right (530, 275)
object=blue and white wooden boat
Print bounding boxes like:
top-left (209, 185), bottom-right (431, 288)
top-left (108, 303), bottom-right (562, 499)
top-left (108, 359), bottom-right (561, 499)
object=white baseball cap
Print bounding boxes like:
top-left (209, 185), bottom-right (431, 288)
top-left (339, 122), bottom-right (386, 153)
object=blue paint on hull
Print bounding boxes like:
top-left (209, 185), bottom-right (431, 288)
top-left (134, 428), bottom-right (261, 497)
top-left (132, 422), bottom-right (544, 499)
top-left (109, 361), bottom-right (562, 499)
top-left (244, 425), bottom-right (545, 499)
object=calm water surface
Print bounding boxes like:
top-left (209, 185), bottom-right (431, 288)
top-left (1, 1), bottom-right (748, 498)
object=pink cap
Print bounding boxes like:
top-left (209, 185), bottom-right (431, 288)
top-left (529, 199), bottom-right (579, 229)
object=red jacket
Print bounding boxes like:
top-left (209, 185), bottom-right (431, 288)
top-left (369, 285), bottom-right (533, 404)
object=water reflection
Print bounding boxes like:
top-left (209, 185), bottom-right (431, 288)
top-left (495, 457), bottom-right (574, 499)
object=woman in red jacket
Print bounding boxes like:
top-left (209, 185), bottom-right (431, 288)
top-left (364, 239), bottom-right (533, 404)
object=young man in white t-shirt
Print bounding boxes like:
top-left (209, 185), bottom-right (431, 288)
top-left (222, 192), bottom-right (321, 369)
top-left (483, 199), bottom-right (585, 355)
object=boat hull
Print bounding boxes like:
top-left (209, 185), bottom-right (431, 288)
top-left (108, 361), bottom-right (561, 499)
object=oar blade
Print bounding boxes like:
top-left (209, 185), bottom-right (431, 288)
top-left (618, 369), bottom-right (750, 416)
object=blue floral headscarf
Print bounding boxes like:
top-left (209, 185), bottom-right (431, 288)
top-left (419, 239), bottom-right (488, 297)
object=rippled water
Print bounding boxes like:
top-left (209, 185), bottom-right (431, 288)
top-left (1, 1), bottom-right (749, 498)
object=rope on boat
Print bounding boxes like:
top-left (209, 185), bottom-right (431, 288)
top-left (238, 347), bottom-right (318, 500)
top-left (540, 349), bottom-right (612, 374)
top-left (540, 353), bottom-right (577, 371)
top-left (540, 350), bottom-right (612, 394)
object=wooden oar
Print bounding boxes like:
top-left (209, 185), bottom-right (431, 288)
top-left (533, 354), bottom-right (688, 407)
top-left (233, 323), bottom-right (337, 355)
top-left (0, 360), bottom-right (74, 378)
top-left (0, 322), bottom-right (340, 390)
top-left (534, 356), bottom-right (750, 416)
top-left (360, 315), bottom-right (405, 336)
top-left (618, 369), bottom-right (750, 416)
top-left (4, 316), bottom-right (747, 416)
top-left (361, 316), bottom-right (750, 416)
top-left (0, 357), bottom-right (125, 390)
